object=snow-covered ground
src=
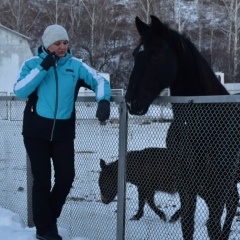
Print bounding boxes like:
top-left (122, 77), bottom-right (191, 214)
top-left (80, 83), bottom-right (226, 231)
top-left (0, 206), bottom-right (86, 240)
top-left (0, 100), bottom-right (240, 239)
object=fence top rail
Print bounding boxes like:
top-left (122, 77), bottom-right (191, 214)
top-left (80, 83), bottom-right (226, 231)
top-left (0, 96), bottom-right (125, 103)
top-left (1, 95), bottom-right (240, 104)
top-left (153, 95), bottom-right (240, 103)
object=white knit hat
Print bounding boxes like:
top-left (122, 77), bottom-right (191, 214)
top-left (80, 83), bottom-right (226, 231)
top-left (42, 24), bottom-right (69, 49)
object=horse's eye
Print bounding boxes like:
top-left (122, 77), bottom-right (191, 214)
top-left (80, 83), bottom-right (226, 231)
top-left (152, 52), bottom-right (162, 59)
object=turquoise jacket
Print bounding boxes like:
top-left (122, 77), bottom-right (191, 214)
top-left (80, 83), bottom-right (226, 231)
top-left (14, 46), bottom-right (111, 140)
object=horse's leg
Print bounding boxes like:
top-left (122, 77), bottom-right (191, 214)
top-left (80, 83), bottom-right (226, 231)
top-left (179, 191), bottom-right (197, 240)
top-left (204, 193), bottom-right (225, 240)
top-left (146, 190), bottom-right (167, 221)
top-left (130, 186), bottom-right (146, 220)
top-left (220, 184), bottom-right (239, 240)
top-left (220, 151), bottom-right (240, 239)
top-left (169, 208), bottom-right (181, 222)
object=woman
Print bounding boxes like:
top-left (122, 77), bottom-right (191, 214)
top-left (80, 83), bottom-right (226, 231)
top-left (14, 24), bottom-right (111, 240)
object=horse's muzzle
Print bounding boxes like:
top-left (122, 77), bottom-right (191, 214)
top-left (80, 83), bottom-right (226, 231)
top-left (126, 101), bottom-right (148, 116)
top-left (100, 195), bottom-right (111, 204)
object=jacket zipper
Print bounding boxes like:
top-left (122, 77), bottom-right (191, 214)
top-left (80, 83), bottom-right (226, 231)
top-left (50, 65), bottom-right (59, 141)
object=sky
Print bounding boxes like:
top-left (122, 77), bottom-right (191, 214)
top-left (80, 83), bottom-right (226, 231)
top-left (0, 206), bottom-right (88, 240)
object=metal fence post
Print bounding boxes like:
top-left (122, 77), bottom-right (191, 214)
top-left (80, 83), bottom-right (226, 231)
top-left (26, 154), bottom-right (34, 227)
top-left (116, 100), bottom-right (128, 240)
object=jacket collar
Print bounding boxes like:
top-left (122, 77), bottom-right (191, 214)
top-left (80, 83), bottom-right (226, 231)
top-left (36, 46), bottom-right (72, 65)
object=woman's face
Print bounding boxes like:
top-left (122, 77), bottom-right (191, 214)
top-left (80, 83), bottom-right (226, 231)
top-left (47, 40), bottom-right (69, 58)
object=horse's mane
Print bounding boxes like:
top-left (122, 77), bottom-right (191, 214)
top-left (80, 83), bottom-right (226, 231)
top-left (152, 22), bottom-right (229, 95)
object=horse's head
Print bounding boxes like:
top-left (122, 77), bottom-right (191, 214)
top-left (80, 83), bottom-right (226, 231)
top-left (125, 15), bottom-right (178, 115)
top-left (98, 159), bottom-right (118, 204)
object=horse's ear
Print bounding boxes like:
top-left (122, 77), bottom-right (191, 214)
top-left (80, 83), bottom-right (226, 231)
top-left (100, 159), bottom-right (106, 169)
top-left (135, 16), bottom-right (149, 36)
top-left (150, 15), bottom-right (166, 33)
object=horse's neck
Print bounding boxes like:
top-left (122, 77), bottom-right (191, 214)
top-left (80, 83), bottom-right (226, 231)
top-left (170, 76), bottom-right (203, 96)
top-left (171, 53), bottom-right (229, 96)
top-left (170, 72), bottom-right (229, 96)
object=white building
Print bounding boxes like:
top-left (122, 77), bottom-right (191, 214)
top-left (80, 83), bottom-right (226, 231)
top-left (215, 72), bottom-right (240, 94)
top-left (78, 72), bottom-right (111, 96)
top-left (0, 25), bottom-right (33, 96)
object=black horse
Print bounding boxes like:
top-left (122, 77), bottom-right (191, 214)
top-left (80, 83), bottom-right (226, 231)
top-left (125, 15), bottom-right (240, 240)
top-left (99, 147), bottom-right (182, 222)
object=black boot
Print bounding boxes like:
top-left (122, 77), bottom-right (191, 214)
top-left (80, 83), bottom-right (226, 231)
top-left (36, 231), bottom-right (62, 240)
top-left (36, 228), bottom-right (62, 240)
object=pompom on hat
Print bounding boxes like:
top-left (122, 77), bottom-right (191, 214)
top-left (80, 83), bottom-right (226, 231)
top-left (42, 24), bottom-right (69, 49)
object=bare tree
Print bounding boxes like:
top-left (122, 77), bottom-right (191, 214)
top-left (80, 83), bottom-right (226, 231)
top-left (0, 0), bottom-right (44, 35)
top-left (1, 0), bottom-right (239, 86)
top-left (217, 0), bottom-right (240, 81)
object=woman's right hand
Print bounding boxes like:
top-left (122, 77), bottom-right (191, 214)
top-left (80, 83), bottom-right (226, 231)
top-left (40, 52), bottom-right (56, 71)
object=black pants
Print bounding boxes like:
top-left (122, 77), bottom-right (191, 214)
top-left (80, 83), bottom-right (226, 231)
top-left (24, 136), bottom-right (75, 234)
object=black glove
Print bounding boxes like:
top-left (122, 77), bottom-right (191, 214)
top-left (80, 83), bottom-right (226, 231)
top-left (40, 52), bottom-right (56, 71)
top-left (96, 100), bottom-right (110, 122)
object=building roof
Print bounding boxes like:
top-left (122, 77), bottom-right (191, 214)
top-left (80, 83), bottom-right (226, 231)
top-left (0, 24), bottom-right (31, 40)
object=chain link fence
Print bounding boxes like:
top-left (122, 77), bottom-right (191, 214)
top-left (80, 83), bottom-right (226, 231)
top-left (0, 95), bottom-right (240, 239)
